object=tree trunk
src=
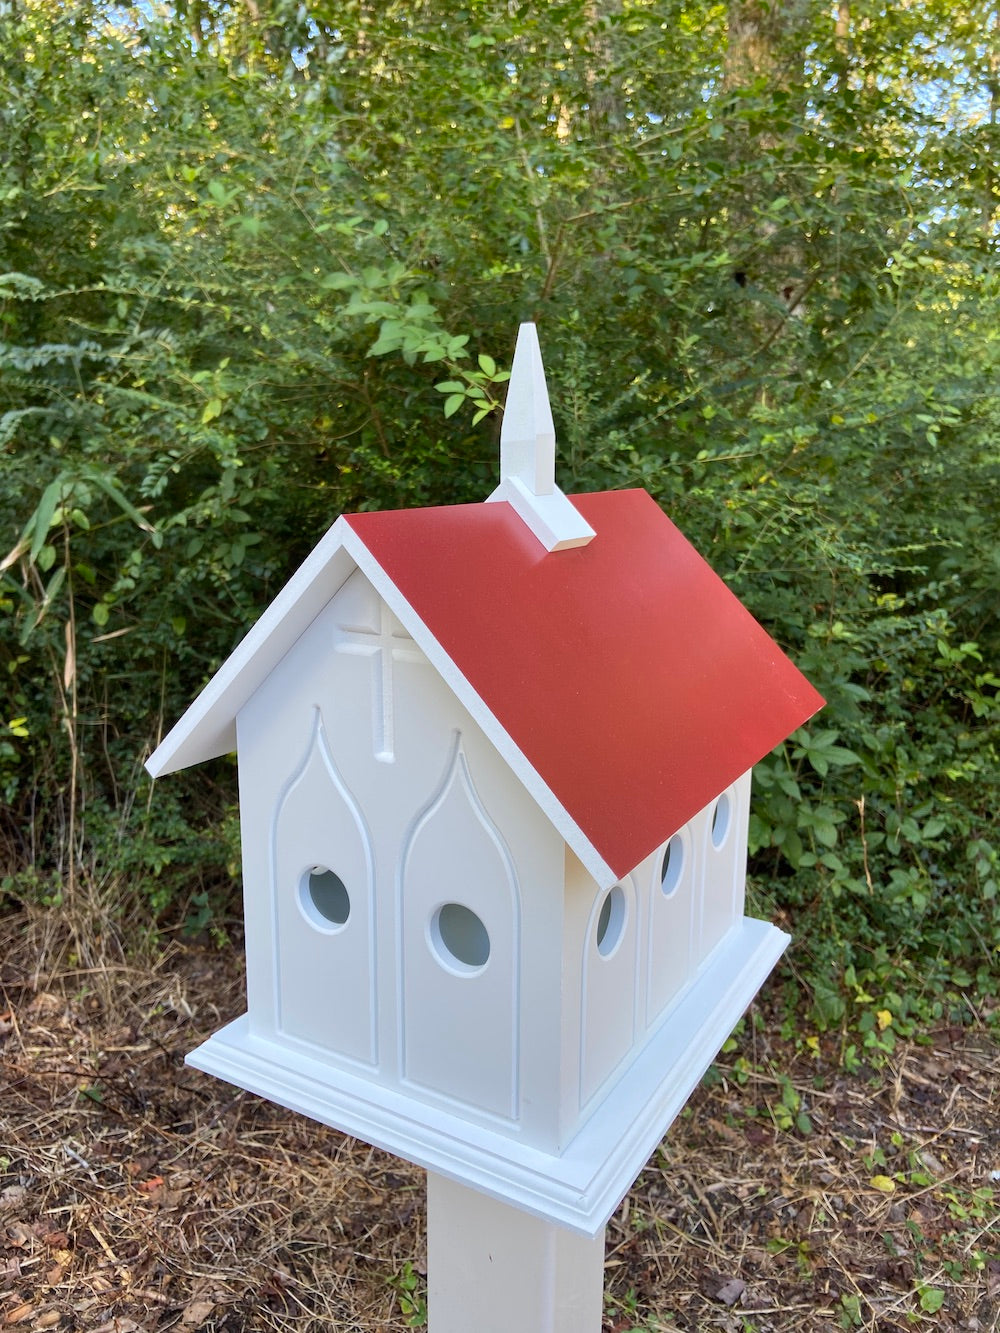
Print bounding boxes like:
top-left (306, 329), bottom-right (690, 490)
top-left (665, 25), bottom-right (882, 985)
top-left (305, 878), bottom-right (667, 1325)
top-left (724, 0), bottom-right (813, 92)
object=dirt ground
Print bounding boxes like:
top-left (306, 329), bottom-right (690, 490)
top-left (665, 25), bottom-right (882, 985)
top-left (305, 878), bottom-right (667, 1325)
top-left (1, 909), bottom-right (997, 1333)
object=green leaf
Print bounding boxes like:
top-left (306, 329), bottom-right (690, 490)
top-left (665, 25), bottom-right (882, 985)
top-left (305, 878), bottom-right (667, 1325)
top-left (477, 352), bottom-right (497, 376)
top-left (87, 471), bottom-right (155, 534)
top-left (824, 746), bottom-right (862, 767)
top-left (442, 394), bottom-right (465, 418)
top-left (320, 272), bottom-right (359, 291)
top-left (237, 215), bottom-right (262, 239)
top-left (918, 1287), bottom-right (945, 1314)
top-left (29, 479), bottom-right (64, 563)
top-left (813, 819), bottom-right (839, 849)
top-left (207, 178), bottom-right (234, 206)
top-left (368, 338), bottom-right (401, 357)
top-left (201, 397), bottom-right (223, 424)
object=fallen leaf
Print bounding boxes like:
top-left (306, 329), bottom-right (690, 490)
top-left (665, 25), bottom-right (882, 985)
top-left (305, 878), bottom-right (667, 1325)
top-left (180, 1299), bottom-right (216, 1326)
top-left (26, 993), bottom-right (62, 1018)
top-left (744, 1124), bottom-right (774, 1148)
top-left (3, 1303), bottom-right (33, 1326)
top-left (918, 1148), bottom-right (946, 1175)
top-left (136, 1177), bottom-right (164, 1194)
top-left (869, 1175), bottom-right (896, 1193)
top-left (707, 1117), bottom-right (742, 1145)
top-left (35, 1311), bottom-right (61, 1328)
top-left (714, 1276), bottom-right (747, 1306)
top-left (35, 1226), bottom-right (69, 1249)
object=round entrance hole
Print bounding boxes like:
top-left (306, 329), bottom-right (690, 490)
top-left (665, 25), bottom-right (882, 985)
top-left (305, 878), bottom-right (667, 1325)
top-left (660, 834), bottom-right (684, 897)
top-left (596, 884), bottom-right (626, 957)
top-left (301, 866), bottom-right (351, 929)
top-left (431, 902), bottom-right (490, 973)
top-left (711, 793), bottom-right (732, 848)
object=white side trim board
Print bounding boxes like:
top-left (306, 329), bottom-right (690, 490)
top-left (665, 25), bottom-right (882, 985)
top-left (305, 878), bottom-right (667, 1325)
top-left (187, 916), bottom-right (788, 1236)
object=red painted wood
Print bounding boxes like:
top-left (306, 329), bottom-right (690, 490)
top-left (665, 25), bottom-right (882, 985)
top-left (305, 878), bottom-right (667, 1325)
top-left (347, 491), bottom-right (824, 879)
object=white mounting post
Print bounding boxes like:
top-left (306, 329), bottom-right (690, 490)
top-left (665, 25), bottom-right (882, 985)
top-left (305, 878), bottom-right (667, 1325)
top-left (486, 323), bottom-right (596, 552)
top-left (426, 1172), bottom-right (606, 1333)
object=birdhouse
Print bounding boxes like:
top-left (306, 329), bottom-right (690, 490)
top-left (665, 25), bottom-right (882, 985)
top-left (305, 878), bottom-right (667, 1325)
top-left (146, 325), bottom-right (823, 1240)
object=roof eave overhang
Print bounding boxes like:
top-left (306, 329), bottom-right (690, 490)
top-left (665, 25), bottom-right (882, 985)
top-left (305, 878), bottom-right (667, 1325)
top-left (145, 518), bottom-right (358, 778)
top-left (143, 511), bottom-right (620, 887)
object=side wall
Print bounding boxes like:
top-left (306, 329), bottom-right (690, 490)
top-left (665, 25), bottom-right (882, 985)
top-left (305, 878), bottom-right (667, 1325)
top-left (562, 771), bottom-right (752, 1142)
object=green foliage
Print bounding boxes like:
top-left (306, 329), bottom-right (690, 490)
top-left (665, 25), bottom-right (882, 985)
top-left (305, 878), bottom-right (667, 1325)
top-left (0, 0), bottom-right (997, 1032)
top-left (388, 1261), bottom-right (427, 1328)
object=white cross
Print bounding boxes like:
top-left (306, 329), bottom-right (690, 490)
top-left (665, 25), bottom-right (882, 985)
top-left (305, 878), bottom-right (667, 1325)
top-left (336, 601), bottom-right (423, 762)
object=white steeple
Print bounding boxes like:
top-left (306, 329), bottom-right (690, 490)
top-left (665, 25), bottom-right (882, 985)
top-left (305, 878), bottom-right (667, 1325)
top-left (486, 323), bottom-right (596, 552)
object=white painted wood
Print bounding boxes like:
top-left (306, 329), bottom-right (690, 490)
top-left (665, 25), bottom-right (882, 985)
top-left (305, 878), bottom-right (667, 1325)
top-left (731, 769), bottom-right (752, 921)
top-left (387, 613), bottom-right (568, 1149)
top-left (272, 714), bottom-right (376, 1064)
top-left (578, 871), bottom-right (639, 1110)
top-left (645, 817), bottom-right (701, 1028)
top-left (176, 561), bottom-right (779, 1229)
top-left (488, 475), bottom-right (597, 552)
top-left (498, 322), bottom-right (557, 497)
top-left (234, 710), bottom-right (287, 1038)
top-left (485, 323), bottom-right (596, 552)
top-left (145, 528), bottom-right (357, 777)
top-left (232, 570), bottom-right (577, 1143)
top-left (699, 770), bottom-right (752, 958)
top-left (186, 915), bottom-right (790, 1236)
top-left (401, 739), bottom-right (520, 1120)
top-left (426, 1172), bottom-right (605, 1333)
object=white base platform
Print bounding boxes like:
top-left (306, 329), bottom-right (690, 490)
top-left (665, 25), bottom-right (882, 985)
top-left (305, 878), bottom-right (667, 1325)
top-left (186, 916), bottom-right (788, 1236)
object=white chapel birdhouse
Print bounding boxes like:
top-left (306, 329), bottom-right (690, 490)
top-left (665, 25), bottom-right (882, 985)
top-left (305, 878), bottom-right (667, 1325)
top-left (146, 325), bottom-right (823, 1236)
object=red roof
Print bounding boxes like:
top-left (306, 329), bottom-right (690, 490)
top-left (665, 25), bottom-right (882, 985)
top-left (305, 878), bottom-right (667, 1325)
top-left (346, 489), bottom-right (823, 880)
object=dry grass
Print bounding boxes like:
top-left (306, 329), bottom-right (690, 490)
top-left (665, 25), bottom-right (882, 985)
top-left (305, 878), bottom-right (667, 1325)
top-left (1, 909), bottom-right (997, 1332)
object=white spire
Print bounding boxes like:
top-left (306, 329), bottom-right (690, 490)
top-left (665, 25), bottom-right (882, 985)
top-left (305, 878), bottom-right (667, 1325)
top-left (486, 323), bottom-right (596, 552)
top-left (499, 322), bottom-right (556, 496)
